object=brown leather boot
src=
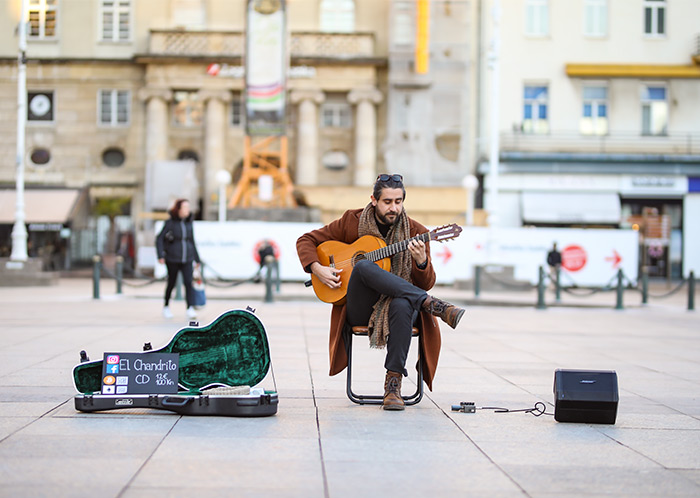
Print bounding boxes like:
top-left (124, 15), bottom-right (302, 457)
top-left (383, 371), bottom-right (405, 411)
top-left (422, 296), bottom-right (465, 329)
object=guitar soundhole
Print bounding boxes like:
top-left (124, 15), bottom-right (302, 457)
top-left (351, 252), bottom-right (366, 266)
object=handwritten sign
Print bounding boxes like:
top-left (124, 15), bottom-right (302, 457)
top-left (101, 353), bottom-right (179, 395)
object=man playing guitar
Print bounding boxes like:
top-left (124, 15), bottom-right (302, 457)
top-left (296, 174), bottom-right (465, 410)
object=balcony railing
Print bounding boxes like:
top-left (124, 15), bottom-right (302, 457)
top-left (148, 30), bottom-right (375, 59)
top-left (500, 131), bottom-right (700, 155)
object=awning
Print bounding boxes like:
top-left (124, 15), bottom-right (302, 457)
top-left (0, 189), bottom-right (83, 224)
top-left (521, 192), bottom-right (621, 224)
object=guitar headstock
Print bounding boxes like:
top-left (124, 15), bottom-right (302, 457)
top-left (429, 223), bottom-right (463, 242)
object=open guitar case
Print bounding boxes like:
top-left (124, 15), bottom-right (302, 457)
top-left (73, 308), bottom-right (278, 417)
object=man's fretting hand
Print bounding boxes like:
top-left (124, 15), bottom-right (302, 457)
top-left (311, 262), bottom-right (343, 289)
top-left (407, 239), bottom-right (427, 266)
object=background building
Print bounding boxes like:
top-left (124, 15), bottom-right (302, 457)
top-left (478, 0), bottom-right (700, 278)
top-left (1, 0), bottom-right (699, 277)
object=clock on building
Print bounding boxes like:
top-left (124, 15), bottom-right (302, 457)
top-left (28, 92), bottom-right (54, 121)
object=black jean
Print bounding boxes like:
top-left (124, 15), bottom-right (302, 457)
top-left (164, 261), bottom-right (194, 307)
top-left (345, 259), bottom-right (428, 376)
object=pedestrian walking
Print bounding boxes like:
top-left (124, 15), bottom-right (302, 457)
top-left (156, 199), bottom-right (201, 319)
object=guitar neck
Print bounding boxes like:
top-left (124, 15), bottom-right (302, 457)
top-left (366, 232), bottom-right (430, 262)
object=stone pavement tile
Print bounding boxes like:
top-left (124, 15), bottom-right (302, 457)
top-left (0, 457), bottom-right (143, 496)
top-left (317, 406), bottom-right (464, 441)
top-left (322, 440), bottom-right (524, 496)
top-left (130, 457), bottom-right (325, 495)
top-left (0, 416), bottom-right (34, 440)
top-left (166, 412), bottom-right (320, 440)
top-left (675, 469), bottom-right (700, 487)
top-left (504, 465), bottom-right (700, 497)
top-left (0, 385), bottom-right (74, 403)
top-left (598, 428), bottom-right (700, 469)
top-left (473, 437), bottom-right (659, 469)
top-left (0, 401), bottom-right (59, 417)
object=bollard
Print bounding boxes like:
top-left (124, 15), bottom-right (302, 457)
top-left (264, 256), bottom-right (274, 303)
top-left (641, 267), bottom-right (648, 305)
top-left (689, 271), bottom-right (695, 311)
top-left (474, 265), bottom-right (481, 298)
top-left (175, 271), bottom-right (183, 301)
top-left (115, 255), bottom-right (123, 295)
top-left (92, 254), bottom-right (101, 299)
top-left (615, 268), bottom-right (624, 310)
top-left (536, 265), bottom-right (546, 310)
top-left (555, 266), bottom-right (561, 302)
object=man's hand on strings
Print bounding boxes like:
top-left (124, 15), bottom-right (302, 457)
top-left (408, 239), bottom-right (427, 266)
top-left (311, 262), bottom-right (343, 289)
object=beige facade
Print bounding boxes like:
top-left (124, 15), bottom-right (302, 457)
top-left (0, 0), bottom-right (403, 233)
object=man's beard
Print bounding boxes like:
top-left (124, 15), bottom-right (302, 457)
top-left (375, 209), bottom-right (400, 226)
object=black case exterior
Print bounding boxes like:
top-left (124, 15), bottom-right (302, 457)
top-left (75, 392), bottom-right (278, 417)
top-left (554, 369), bottom-right (619, 424)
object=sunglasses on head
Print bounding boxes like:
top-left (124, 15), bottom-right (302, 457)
top-left (376, 174), bottom-right (403, 182)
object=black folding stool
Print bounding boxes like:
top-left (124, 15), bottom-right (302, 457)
top-left (345, 325), bottom-right (424, 405)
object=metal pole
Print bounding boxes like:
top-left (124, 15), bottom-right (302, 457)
top-left (115, 255), bottom-right (123, 294)
top-left (689, 271), bottom-right (695, 312)
top-left (264, 257), bottom-right (274, 303)
top-left (536, 265), bottom-right (546, 310)
top-left (555, 266), bottom-right (561, 302)
top-left (486, 0), bottom-right (501, 227)
top-left (92, 255), bottom-right (101, 299)
top-left (474, 265), bottom-right (481, 298)
top-left (615, 268), bottom-right (624, 310)
top-left (641, 266), bottom-right (648, 305)
top-left (10, 0), bottom-right (28, 262)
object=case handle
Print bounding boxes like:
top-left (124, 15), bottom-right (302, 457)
top-left (161, 396), bottom-right (194, 407)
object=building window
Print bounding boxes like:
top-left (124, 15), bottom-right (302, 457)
top-left (522, 85), bottom-right (549, 134)
top-left (27, 91), bottom-right (54, 122)
top-left (99, 90), bottom-right (130, 126)
top-left (320, 0), bottom-right (355, 33)
top-left (584, 0), bottom-right (607, 37)
top-left (100, 0), bottom-right (131, 42)
top-left (321, 97), bottom-right (351, 128)
top-left (641, 85), bottom-right (668, 136)
top-left (102, 147), bottom-right (125, 167)
top-left (231, 92), bottom-right (243, 127)
top-left (525, 0), bottom-right (548, 36)
top-left (580, 86), bottom-right (608, 136)
top-left (644, 0), bottom-right (666, 36)
top-left (173, 90), bottom-right (203, 127)
top-left (30, 148), bottom-right (51, 166)
top-left (392, 4), bottom-right (414, 47)
top-left (28, 0), bottom-right (58, 39)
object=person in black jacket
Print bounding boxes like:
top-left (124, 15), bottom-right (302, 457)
top-left (156, 199), bottom-right (201, 319)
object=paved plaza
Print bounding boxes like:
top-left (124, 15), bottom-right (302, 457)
top-left (0, 278), bottom-right (699, 497)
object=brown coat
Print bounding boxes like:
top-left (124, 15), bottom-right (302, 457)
top-left (296, 208), bottom-right (442, 390)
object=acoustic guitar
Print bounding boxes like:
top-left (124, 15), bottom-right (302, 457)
top-left (310, 223), bottom-right (463, 304)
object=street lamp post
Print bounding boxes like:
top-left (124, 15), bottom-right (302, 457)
top-left (10, 0), bottom-right (28, 263)
top-left (486, 0), bottom-right (501, 228)
top-left (215, 170), bottom-right (232, 222)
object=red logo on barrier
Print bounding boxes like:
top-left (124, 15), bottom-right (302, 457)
top-left (253, 240), bottom-right (280, 264)
top-left (562, 245), bottom-right (587, 272)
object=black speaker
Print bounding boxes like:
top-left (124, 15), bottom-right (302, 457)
top-left (554, 369), bottom-right (618, 424)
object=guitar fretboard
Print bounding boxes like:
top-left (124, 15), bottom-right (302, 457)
top-left (365, 232), bottom-right (431, 262)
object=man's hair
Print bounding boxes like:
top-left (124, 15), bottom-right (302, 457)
top-left (373, 176), bottom-right (406, 201)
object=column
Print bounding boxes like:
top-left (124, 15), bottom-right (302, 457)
top-left (348, 87), bottom-right (383, 186)
top-left (201, 90), bottom-right (232, 220)
top-left (138, 87), bottom-right (172, 212)
top-left (290, 89), bottom-right (324, 186)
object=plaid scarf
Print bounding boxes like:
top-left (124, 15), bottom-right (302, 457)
top-left (357, 202), bottom-right (413, 348)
